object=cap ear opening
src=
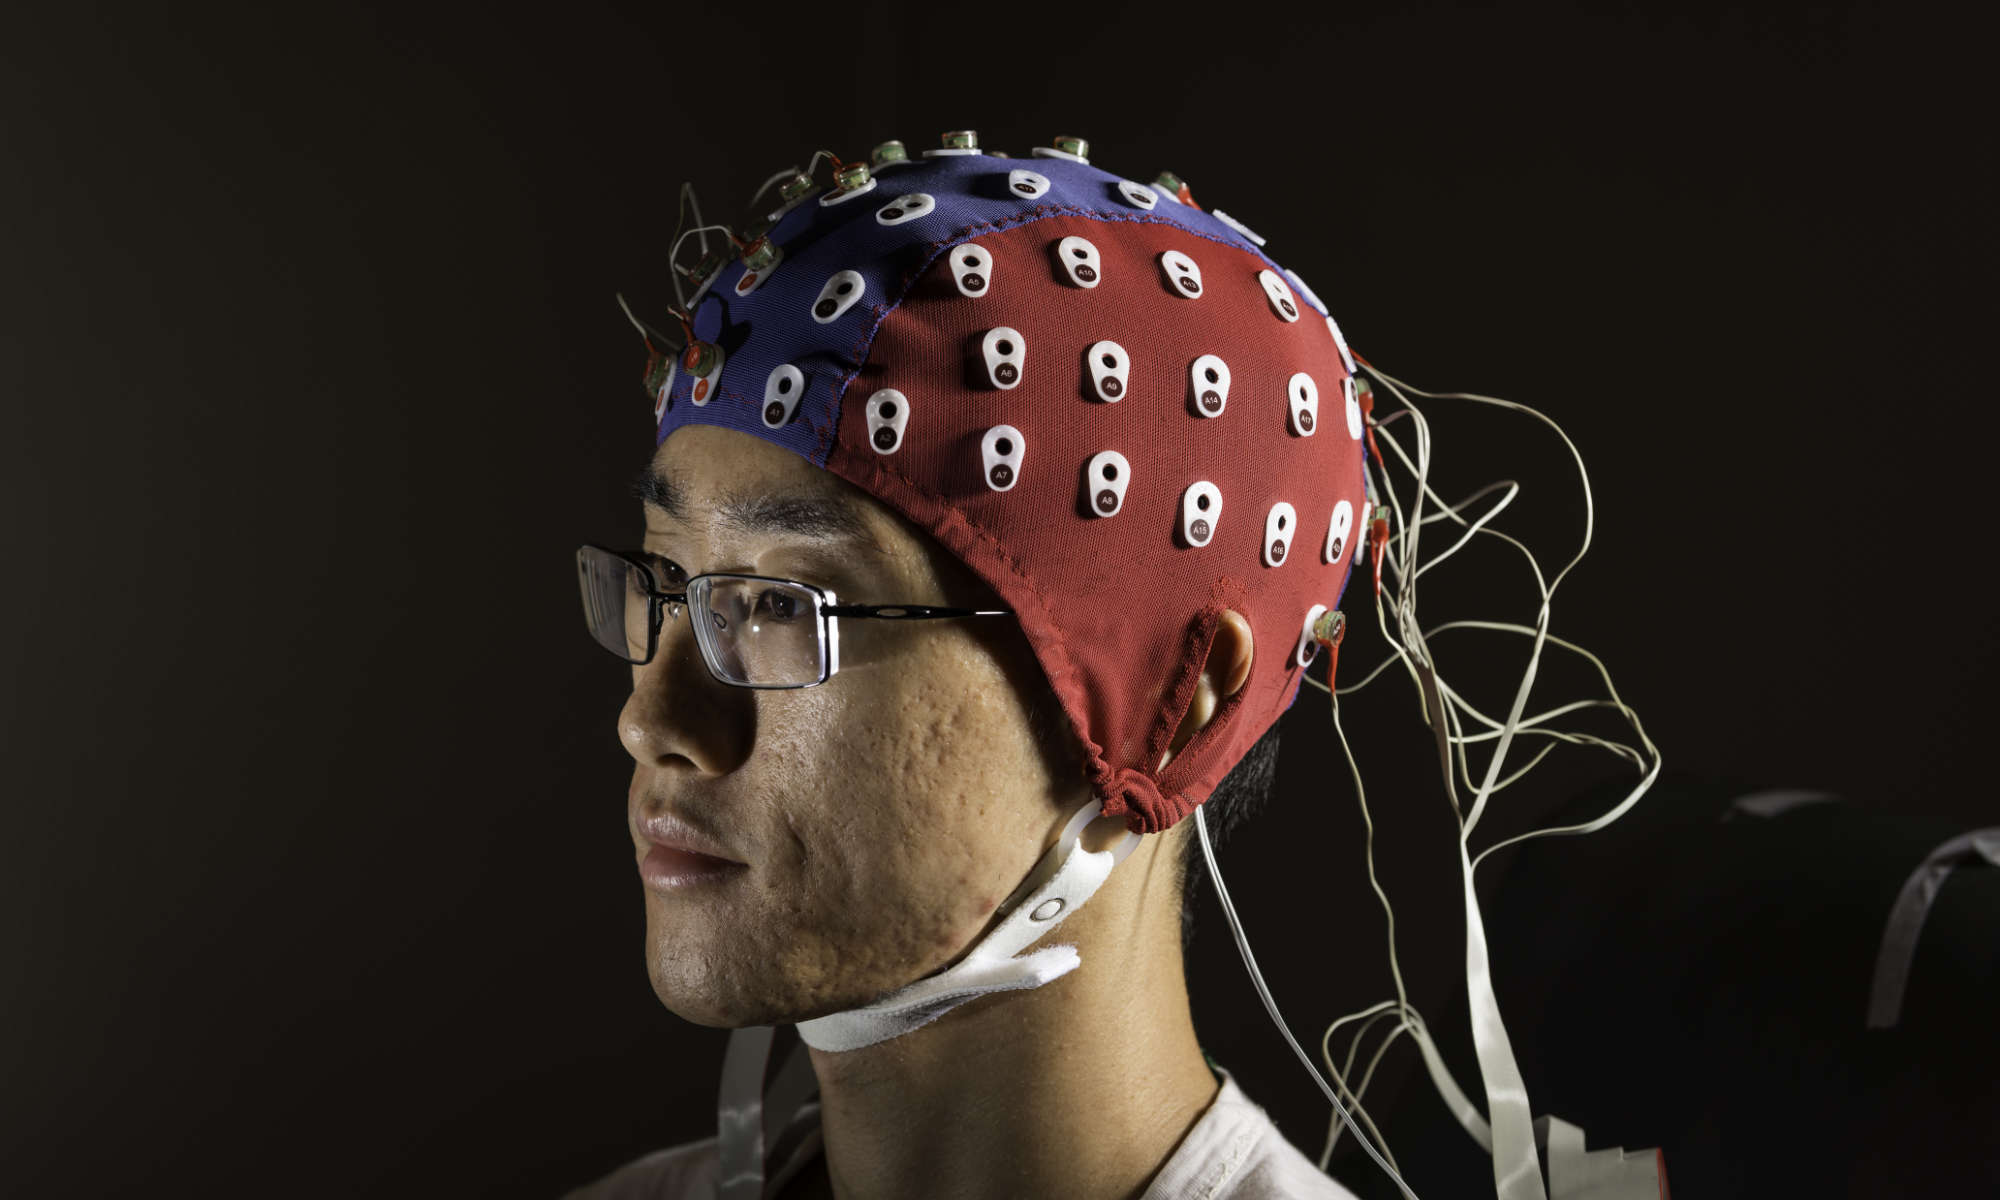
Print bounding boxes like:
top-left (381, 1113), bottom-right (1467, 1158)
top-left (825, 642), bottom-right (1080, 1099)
top-left (1141, 596), bottom-right (1257, 806)
top-left (1156, 664), bottom-right (1253, 806)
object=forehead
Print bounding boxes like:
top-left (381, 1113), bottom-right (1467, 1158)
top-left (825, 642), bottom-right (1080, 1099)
top-left (637, 425), bottom-right (898, 559)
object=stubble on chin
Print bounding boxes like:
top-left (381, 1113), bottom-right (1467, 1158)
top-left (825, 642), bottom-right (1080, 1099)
top-left (642, 889), bottom-right (986, 1028)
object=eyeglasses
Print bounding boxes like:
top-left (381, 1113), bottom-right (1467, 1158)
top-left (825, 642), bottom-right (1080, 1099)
top-left (575, 543), bottom-right (1016, 689)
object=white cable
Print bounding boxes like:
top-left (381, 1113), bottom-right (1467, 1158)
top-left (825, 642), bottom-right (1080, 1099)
top-left (614, 292), bottom-right (653, 343)
top-left (747, 150), bottom-right (838, 212)
top-left (1369, 375), bottom-right (1551, 1200)
top-left (669, 223), bottom-right (736, 271)
top-left (1322, 1011), bottom-right (1416, 1165)
top-left (682, 181), bottom-right (709, 255)
top-left (1365, 367), bottom-right (1663, 862)
top-left (748, 165), bottom-right (800, 210)
top-left (1369, 367), bottom-right (1585, 842)
top-left (1274, 359), bottom-right (1665, 1197)
top-left (1313, 686), bottom-right (1414, 1173)
top-left (1195, 804), bottom-right (1423, 1200)
top-left (799, 148), bottom-right (836, 181)
top-left (666, 221), bottom-right (739, 315)
top-left (1318, 1010), bottom-right (1398, 1167)
top-left (1306, 686), bottom-right (1412, 1172)
top-left (665, 185), bottom-right (694, 310)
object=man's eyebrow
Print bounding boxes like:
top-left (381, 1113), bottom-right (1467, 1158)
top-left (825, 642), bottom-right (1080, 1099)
top-left (629, 464), bottom-right (889, 555)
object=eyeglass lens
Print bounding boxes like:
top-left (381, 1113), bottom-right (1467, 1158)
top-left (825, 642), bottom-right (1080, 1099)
top-left (577, 548), bottom-right (827, 686)
top-left (691, 576), bottom-right (825, 686)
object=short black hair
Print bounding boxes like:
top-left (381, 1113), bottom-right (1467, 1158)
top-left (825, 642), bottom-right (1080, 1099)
top-left (1173, 721), bottom-right (1283, 958)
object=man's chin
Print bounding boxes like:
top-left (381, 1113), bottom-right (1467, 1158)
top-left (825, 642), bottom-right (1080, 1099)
top-left (648, 973), bottom-right (774, 1028)
top-left (643, 950), bottom-right (814, 1028)
top-left (651, 988), bottom-right (835, 1030)
top-left (646, 962), bottom-right (919, 1029)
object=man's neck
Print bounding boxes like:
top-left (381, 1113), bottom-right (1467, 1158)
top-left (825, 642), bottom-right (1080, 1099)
top-left (796, 839), bottom-right (1219, 1200)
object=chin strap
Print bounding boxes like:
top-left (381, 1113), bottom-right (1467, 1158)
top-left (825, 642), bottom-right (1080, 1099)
top-left (796, 797), bottom-right (1142, 1052)
top-left (714, 798), bottom-right (1141, 1199)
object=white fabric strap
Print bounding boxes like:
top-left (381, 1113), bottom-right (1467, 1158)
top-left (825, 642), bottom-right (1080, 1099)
top-left (1866, 826), bottom-right (2000, 1029)
top-left (1407, 1014), bottom-right (1666, 1200)
top-left (713, 1028), bottom-right (821, 1200)
top-left (1534, 1115), bottom-right (1664, 1200)
top-left (715, 1024), bottom-right (776, 1200)
top-left (1394, 851), bottom-right (1665, 1200)
top-left (1458, 835), bottom-right (1548, 1200)
top-left (1722, 789), bottom-right (1841, 820)
top-left (797, 798), bottom-right (1140, 1053)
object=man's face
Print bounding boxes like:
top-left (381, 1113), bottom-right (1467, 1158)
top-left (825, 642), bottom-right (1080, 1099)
top-left (622, 424), bottom-right (1088, 1027)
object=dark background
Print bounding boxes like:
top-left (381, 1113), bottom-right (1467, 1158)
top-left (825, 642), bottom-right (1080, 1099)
top-left (6, 1), bottom-right (1993, 1196)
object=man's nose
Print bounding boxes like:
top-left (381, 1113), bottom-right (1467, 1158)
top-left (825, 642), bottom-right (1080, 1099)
top-left (618, 601), bottom-right (742, 770)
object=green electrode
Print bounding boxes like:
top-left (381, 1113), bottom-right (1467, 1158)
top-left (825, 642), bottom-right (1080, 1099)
top-left (679, 338), bottom-right (720, 376)
top-left (642, 350), bottom-right (674, 399)
top-left (777, 171), bottom-right (815, 203)
top-left (739, 236), bottom-right (780, 272)
top-left (832, 160), bottom-right (870, 191)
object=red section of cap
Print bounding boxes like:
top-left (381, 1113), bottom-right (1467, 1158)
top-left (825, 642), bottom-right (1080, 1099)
top-left (824, 212), bottom-right (1366, 833)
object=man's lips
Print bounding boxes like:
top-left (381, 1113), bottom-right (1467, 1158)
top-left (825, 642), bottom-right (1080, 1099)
top-left (637, 809), bottom-right (745, 865)
top-left (639, 841), bottom-right (746, 889)
top-left (635, 809), bottom-right (748, 891)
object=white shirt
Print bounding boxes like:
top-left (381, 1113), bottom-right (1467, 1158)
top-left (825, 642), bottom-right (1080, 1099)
top-left (564, 1066), bottom-right (1362, 1199)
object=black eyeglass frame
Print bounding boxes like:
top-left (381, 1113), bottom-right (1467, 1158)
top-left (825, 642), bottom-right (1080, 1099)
top-left (577, 543), bottom-right (1016, 690)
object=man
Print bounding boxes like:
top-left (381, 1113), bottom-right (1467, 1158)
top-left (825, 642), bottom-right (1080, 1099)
top-left (570, 131), bottom-right (1371, 1198)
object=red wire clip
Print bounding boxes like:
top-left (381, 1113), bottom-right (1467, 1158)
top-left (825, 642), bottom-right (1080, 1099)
top-left (1353, 369), bottom-right (1391, 597)
top-left (1354, 372), bottom-right (1386, 469)
top-left (1369, 508), bottom-right (1390, 599)
top-left (1312, 608), bottom-right (1347, 691)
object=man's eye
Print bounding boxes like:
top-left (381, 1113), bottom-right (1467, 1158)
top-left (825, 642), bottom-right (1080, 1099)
top-left (644, 553), bottom-right (687, 587)
top-left (756, 588), bottom-right (802, 622)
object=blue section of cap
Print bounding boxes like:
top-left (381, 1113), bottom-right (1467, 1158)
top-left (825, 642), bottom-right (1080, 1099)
top-left (652, 151), bottom-right (1343, 466)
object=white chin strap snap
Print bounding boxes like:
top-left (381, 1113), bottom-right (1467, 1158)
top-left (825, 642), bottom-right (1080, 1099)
top-left (796, 797), bottom-right (1141, 1052)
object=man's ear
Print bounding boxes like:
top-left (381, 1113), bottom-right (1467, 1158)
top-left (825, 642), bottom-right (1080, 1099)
top-left (1157, 609), bottom-right (1254, 773)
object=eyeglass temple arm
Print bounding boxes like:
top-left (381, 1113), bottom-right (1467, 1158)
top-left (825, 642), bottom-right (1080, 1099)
top-left (641, 589), bottom-right (1006, 621)
top-left (820, 603), bottom-right (1013, 620)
